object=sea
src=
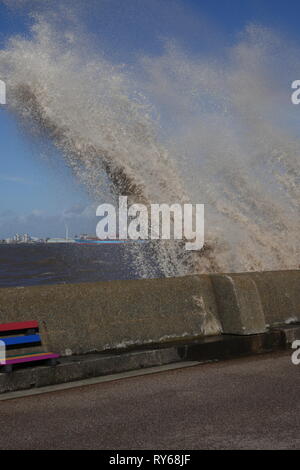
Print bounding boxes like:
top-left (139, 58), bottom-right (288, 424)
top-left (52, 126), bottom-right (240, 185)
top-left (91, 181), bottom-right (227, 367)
top-left (0, 243), bottom-right (159, 288)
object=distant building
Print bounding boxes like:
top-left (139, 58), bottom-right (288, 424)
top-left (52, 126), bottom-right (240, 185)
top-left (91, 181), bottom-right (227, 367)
top-left (2, 233), bottom-right (76, 244)
top-left (14, 233), bottom-right (21, 243)
top-left (12, 233), bottom-right (32, 243)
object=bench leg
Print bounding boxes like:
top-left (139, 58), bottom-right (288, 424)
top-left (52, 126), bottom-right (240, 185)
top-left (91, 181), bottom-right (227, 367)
top-left (2, 364), bottom-right (13, 374)
top-left (47, 358), bottom-right (58, 367)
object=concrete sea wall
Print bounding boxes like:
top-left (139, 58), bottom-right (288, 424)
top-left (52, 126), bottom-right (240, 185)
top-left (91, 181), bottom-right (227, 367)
top-left (0, 270), bottom-right (298, 356)
top-left (0, 275), bottom-right (221, 356)
top-left (211, 270), bottom-right (300, 334)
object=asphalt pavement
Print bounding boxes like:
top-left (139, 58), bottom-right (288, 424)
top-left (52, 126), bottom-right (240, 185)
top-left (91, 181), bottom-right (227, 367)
top-left (0, 351), bottom-right (299, 450)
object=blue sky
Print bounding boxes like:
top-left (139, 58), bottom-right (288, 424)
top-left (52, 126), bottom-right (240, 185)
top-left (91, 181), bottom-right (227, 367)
top-left (0, 0), bottom-right (300, 238)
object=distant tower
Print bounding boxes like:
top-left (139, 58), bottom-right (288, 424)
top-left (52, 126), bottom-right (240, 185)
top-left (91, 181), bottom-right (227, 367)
top-left (65, 224), bottom-right (69, 241)
top-left (0, 80), bottom-right (6, 105)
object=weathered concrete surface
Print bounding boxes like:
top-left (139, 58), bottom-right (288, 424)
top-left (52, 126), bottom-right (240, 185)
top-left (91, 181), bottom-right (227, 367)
top-left (211, 270), bottom-right (300, 334)
top-left (0, 325), bottom-right (292, 394)
top-left (247, 270), bottom-right (300, 327)
top-left (273, 325), bottom-right (300, 345)
top-left (0, 270), bottom-right (298, 360)
top-left (0, 347), bottom-right (184, 394)
top-left (0, 275), bottom-right (221, 356)
top-left (211, 274), bottom-right (266, 334)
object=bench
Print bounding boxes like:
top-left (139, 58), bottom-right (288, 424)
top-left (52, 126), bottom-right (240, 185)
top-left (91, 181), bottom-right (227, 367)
top-left (0, 321), bottom-right (60, 373)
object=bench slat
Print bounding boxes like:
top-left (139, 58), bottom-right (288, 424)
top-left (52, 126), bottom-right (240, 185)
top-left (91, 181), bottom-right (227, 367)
top-left (0, 321), bottom-right (38, 333)
top-left (2, 352), bottom-right (59, 365)
top-left (0, 334), bottom-right (41, 347)
top-left (0, 321), bottom-right (60, 371)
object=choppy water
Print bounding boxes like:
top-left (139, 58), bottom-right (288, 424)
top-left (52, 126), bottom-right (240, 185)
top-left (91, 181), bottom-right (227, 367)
top-left (0, 244), bottom-right (162, 288)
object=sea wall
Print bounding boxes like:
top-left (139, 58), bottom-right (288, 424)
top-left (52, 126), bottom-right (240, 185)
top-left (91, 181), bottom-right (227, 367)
top-left (0, 275), bottom-right (221, 356)
top-left (211, 270), bottom-right (300, 334)
top-left (0, 270), bottom-right (298, 356)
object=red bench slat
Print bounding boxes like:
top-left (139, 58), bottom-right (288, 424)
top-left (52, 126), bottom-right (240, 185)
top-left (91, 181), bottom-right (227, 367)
top-left (0, 321), bottom-right (39, 333)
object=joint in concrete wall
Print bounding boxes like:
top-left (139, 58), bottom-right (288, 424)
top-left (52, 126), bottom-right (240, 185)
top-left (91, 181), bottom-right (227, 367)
top-left (211, 274), bottom-right (267, 335)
